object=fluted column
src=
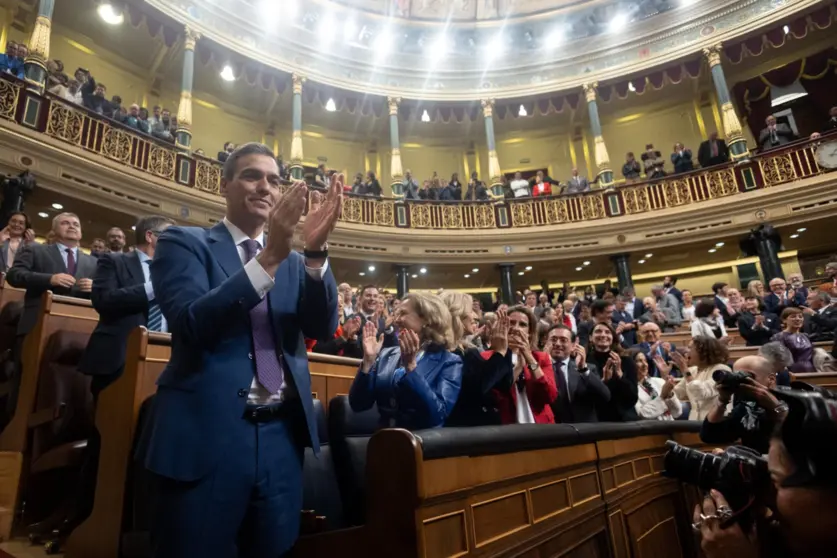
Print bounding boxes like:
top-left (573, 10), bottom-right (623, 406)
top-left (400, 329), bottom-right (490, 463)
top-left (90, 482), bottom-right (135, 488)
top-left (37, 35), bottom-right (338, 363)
top-left (610, 254), bottom-right (633, 292)
top-left (703, 45), bottom-right (750, 161)
top-left (582, 83), bottom-right (614, 188)
top-left (290, 74), bottom-right (306, 180)
top-left (175, 26), bottom-right (199, 151)
top-left (23, 0), bottom-right (54, 93)
top-left (388, 97), bottom-right (404, 197)
top-left (481, 99), bottom-right (503, 197)
top-left (394, 264), bottom-right (410, 299)
top-left (498, 264), bottom-right (515, 306)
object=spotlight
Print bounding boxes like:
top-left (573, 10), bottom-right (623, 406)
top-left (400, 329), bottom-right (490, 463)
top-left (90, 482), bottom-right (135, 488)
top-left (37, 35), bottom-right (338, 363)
top-left (518, 105), bottom-right (527, 117)
top-left (638, 259), bottom-right (646, 264)
top-left (38, 212), bottom-right (48, 218)
top-left (52, 203), bottom-right (63, 209)
top-left (97, 3), bottom-right (124, 25)
top-left (421, 109), bottom-right (431, 123)
top-left (609, 13), bottom-right (629, 33)
top-left (518, 271), bottom-right (525, 276)
top-left (359, 272), bottom-right (365, 276)
top-left (783, 25), bottom-right (790, 35)
top-left (464, 274), bottom-right (470, 278)
top-left (543, 27), bottom-right (565, 49)
top-left (575, 267), bottom-right (583, 271)
top-left (472, 268), bottom-right (479, 272)
top-left (715, 242), bottom-right (725, 247)
top-left (484, 34), bottom-right (506, 59)
top-left (374, 28), bottom-right (394, 57)
top-left (708, 248), bottom-right (717, 253)
top-left (525, 266), bottom-right (533, 271)
top-left (325, 98), bottom-right (337, 112)
top-left (628, 81), bottom-right (636, 92)
top-left (131, 226), bottom-right (136, 231)
top-left (319, 13), bottom-right (336, 43)
top-left (583, 261), bottom-right (591, 265)
top-left (427, 34), bottom-right (448, 60)
top-left (789, 234), bottom-right (799, 239)
top-left (645, 253), bottom-right (653, 258)
top-left (411, 274), bottom-right (418, 278)
top-left (344, 20), bottom-right (359, 41)
top-left (796, 227), bottom-right (806, 232)
top-left (368, 265), bottom-right (375, 272)
top-left (420, 267), bottom-right (427, 274)
top-left (220, 65), bottom-right (236, 82)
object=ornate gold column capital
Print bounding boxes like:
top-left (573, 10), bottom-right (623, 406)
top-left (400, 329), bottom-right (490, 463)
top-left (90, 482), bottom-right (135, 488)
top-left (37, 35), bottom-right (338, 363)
top-left (481, 99), bottom-right (495, 119)
top-left (26, 15), bottom-right (52, 62)
top-left (582, 82), bottom-right (598, 103)
top-left (387, 96), bottom-right (401, 116)
top-left (703, 44), bottom-right (723, 68)
top-left (183, 25), bottom-right (201, 51)
top-left (292, 74), bottom-right (306, 95)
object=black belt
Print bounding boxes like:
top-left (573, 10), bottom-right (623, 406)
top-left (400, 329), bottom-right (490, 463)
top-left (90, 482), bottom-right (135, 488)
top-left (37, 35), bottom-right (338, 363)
top-left (243, 403), bottom-right (289, 423)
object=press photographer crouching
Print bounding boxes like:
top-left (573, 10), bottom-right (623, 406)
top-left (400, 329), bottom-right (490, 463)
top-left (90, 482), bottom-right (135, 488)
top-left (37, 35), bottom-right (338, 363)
top-left (667, 386), bottom-right (837, 558)
top-left (700, 355), bottom-right (781, 454)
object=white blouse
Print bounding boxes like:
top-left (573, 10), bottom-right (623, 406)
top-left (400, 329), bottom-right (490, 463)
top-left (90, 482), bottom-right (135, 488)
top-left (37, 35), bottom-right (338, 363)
top-left (636, 377), bottom-right (683, 421)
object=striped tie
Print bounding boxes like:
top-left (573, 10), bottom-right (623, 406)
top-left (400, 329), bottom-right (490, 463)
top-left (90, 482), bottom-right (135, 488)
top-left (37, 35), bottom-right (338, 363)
top-left (147, 302), bottom-right (164, 332)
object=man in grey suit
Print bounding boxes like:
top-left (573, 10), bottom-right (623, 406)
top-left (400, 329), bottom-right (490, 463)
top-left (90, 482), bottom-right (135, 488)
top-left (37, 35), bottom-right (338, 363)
top-left (7, 212), bottom-right (97, 335)
top-left (564, 168), bottom-right (590, 195)
top-left (546, 324), bottom-right (610, 423)
top-left (639, 289), bottom-right (681, 332)
top-left (758, 115), bottom-right (795, 151)
top-left (402, 169), bottom-right (420, 200)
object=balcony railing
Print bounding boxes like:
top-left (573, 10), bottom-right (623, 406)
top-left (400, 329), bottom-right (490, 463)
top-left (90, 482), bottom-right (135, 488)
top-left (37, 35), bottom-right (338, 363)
top-left (0, 75), bottom-right (833, 229)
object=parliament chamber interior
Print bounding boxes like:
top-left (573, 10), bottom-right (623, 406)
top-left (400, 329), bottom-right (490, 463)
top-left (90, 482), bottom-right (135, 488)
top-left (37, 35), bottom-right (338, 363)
top-left (0, 0), bottom-right (836, 556)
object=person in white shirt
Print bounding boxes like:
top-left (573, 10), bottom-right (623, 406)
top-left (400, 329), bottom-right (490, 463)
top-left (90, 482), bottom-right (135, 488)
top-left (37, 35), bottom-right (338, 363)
top-left (681, 289), bottom-right (696, 322)
top-left (509, 171), bottom-right (531, 198)
top-left (630, 350), bottom-right (682, 420)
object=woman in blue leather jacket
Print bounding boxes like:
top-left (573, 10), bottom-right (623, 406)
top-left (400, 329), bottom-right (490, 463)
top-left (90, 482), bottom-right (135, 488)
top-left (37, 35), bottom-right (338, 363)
top-left (349, 292), bottom-right (463, 429)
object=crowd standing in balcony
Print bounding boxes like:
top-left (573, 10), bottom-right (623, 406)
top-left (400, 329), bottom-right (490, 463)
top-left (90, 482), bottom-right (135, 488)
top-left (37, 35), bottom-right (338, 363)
top-left (0, 41), bottom-right (26, 79)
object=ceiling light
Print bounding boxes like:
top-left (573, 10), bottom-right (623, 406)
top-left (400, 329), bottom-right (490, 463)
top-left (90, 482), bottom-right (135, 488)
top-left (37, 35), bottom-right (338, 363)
top-left (411, 274), bottom-right (418, 278)
top-left (374, 29), bottom-right (394, 57)
top-left (628, 81), bottom-right (636, 92)
top-left (645, 253), bottom-right (653, 258)
top-left (783, 25), bottom-right (790, 35)
top-left (51, 203), bottom-right (63, 210)
top-left (97, 3), bottom-right (124, 25)
top-left (421, 109), bottom-right (430, 122)
top-left (359, 272), bottom-right (366, 276)
top-left (796, 227), bottom-right (806, 232)
top-left (518, 105), bottom-right (527, 117)
top-left (608, 13), bottom-right (629, 33)
top-left (284, 1), bottom-right (299, 19)
top-left (427, 34), bottom-right (448, 60)
top-left (715, 242), bottom-right (725, 247)
top-left (420, 267), bottom-right (427, 274)
top-left (472, 268), bottom-right (479, 272)
top-left (518, 271), bottom-right (525, 275)
top-left (708, 248), bottom-right (717, 253)
top-left (344, 20), bottom-right (359, 41)
top-left (220, 65), bottom-right (235, 82)
top-left (638, 259), bottom-right (646, 264)
top-left (543, 27), bottom-right (565, 48)
top-left (484, 34), bottom-right (506, 59)
top-left (583, 261), bottom-right (591, 266)
top-left (38, 212), bottom-right (48, 218)
top-left (131, 226), bottom-right (136, 231)
top-left (464, 274), bottom-right (470, 278)
top-left (368, 265), bottom-right (375, 272)
top-left (525, 266), bottom-right (533, 271)
top-left (318, 13), bottom-right (336, 42)
top-left (325, 98), bottom-right (337, 112)
top-left (575, 267), bottom-right (583, 271)
top-left (789, 234), bottom-right (799, 239)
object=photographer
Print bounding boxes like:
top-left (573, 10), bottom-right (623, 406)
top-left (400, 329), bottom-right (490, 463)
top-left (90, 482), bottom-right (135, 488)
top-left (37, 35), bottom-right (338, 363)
top-left (700, 356), bottom-right (780, 454)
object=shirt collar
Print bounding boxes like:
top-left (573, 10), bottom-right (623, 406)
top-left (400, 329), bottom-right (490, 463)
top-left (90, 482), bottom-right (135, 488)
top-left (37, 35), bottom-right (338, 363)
top-left (55, 242), bottom-right (77, 254)
top-left (136, 250), bottom-right (151, 264)
top-left (222, 217), bottom-right (265, 249)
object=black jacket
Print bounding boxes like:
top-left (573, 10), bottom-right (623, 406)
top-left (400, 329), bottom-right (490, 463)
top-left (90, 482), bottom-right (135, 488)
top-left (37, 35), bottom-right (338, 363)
top-left (804, 305), bottom-right (837, 342)
top-left (588, 351), bottom-right (639, 422)
top-left (445, 347), bottom-right (511, 427)
top-left (697, 139), bottom-right (730, 168)
top-left (701, 399), bottom-right (772, 455)
top-left (737, 311), bottom-right (780, 346)
top-left (549, 358), bottom-right (611, 424)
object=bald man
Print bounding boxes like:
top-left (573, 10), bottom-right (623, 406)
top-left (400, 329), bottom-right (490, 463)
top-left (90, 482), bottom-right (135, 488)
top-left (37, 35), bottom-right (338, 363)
top-left (700, 355), bottom-right (784, 454)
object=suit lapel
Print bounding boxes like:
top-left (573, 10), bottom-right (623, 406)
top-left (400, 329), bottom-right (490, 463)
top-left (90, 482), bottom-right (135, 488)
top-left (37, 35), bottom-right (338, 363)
top-left (208, 222), bottom-right (243, 278)
top-left (77, 252), bottom-right (97, 278)
top-left (567, 360), bottom-right (579, 397)
top-left (48, 244), bottom-right (67, 272)
top-left (126, 251), bottom-right (144, 284)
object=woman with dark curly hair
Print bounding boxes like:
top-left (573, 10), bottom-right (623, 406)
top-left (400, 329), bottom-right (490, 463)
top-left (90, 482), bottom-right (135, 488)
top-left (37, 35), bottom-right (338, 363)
top-left (690, 299), bottom-right (728, 343)
top-left (672, 335), bottom-right (731, 420)
top-left (586, 322), bottom-right (639, 421)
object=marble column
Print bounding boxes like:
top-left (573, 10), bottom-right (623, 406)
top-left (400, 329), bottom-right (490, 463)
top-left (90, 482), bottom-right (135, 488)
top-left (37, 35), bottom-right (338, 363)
top-left (388, 97), bottom-right (404, 197)
top-left (481, 99), bottom-right (503, 197)
top-left (582, 83), bottom-right (614, 188)
top-left (23, 0), bottom-right (55, 93)
top-left (748, 225), bottom-right (784, 282)
top-left (175, 26), bottom-right (199, 150)
top-left (498, 263), bottom-right (515, 306)
top-left (290, 74), bottom-right (306, 180)
top-left (703, 45), bottom-right (750, 161)
top-left (394, 264), bottom-right (410, 299)
top-left (610, 254), bottom-right (633, 293)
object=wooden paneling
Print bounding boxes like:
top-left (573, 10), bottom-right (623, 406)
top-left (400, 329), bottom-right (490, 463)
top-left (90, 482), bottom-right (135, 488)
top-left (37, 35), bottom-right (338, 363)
top-left (308, 354), bottom-right (359, 404)
top-left (423, 511), bottom-right (469, 558)
top-left (472, 491), bottom-right (531, 547)
top-left (609, 510), bottom-right (629, 558)
top-left (569, 471), bottom-right (601, 507)
top-left (530, 479), bottom-right (570, 522)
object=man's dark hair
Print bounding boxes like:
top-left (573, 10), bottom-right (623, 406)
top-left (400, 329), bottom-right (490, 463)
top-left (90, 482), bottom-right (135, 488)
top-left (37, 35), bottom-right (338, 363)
top-left (547, 323), bottom-right (576, 342)
top-left (135, 215), bottom-right (176, 245)
top-left (153, 105), bottom-right (161, 110)
top-left (745, 295), bottom-right (765, 311)
top-left (711, 281), bottom-right (728, 294)
top-left (590, 299), bottom-right (613, 318)
top-left (222, 142), bottom-right (276, 181)
top-left (667, 275), bottom-right (678, 285)
top-left (98, 82), bottom-right (106, 90)
top-left (360, 284), bottom-right (379, 297)
top-left (694, 299), bottom-right (716, 319)
top-left (112, 95), bottom-right (122, 104)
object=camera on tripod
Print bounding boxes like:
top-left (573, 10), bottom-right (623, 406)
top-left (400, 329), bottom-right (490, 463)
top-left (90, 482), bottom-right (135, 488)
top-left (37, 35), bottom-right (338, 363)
top-left (0, 170), bottom-right (37, 228)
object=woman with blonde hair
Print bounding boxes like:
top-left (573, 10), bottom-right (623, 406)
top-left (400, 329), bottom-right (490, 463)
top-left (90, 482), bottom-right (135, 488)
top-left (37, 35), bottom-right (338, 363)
top-left (746, 279), bottom-right (765, 299)
top-left (350, 292), bottom-right (462, 429)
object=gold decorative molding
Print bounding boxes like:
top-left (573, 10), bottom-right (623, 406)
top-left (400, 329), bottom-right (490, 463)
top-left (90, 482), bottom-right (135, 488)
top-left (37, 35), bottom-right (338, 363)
top-left (488, 149), bottom-right (502, 184)
top-left (176, 90), bottom-right (192, 128)
top-left (703, 44), bottom-right (723, 68)
top-left (290, 129), bottom-right (303, 163)
top-left (720, 101), bottom-right (743, 140)
top-left (390, 147), bottom-right (403, 180)
top-left (26, 15), bottom-right (51, 62)
top-left (292, 73), bottom-right (306, 95)
top-left (183, 25), bottom-right (201, 51)
top-left (593, 135), bottom-right (612, 175)
top-left (481, 99), bottom-right (495, 119)
top-left (582, 83), bottom-right (598, 104)
top-left (387, 96), bottom-right (401, 116)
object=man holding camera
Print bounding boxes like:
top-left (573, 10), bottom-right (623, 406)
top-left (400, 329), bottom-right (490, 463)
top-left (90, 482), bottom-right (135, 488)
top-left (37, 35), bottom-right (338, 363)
top-left (700, 355), bottom-right (785, 455)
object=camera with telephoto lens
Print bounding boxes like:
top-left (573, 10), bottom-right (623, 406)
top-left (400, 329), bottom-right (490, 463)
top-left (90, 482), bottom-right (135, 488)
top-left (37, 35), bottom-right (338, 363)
top-left (664, 441), bottom-right (768, 529)
top-left (712, 369), bottom-right (754, 389)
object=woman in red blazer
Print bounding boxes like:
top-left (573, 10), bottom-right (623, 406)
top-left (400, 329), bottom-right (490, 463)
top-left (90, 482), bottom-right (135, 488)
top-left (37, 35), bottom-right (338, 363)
top-left (481, 305), bottom-right (558, 424)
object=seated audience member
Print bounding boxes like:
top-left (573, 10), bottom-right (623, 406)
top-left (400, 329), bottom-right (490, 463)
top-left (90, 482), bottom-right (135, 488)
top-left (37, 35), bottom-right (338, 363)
top-left (681, 290), bottom-right (696, 322)
top-left (612, 296), bottom-right (638, 347)
top-left (697, 131), bottom-right (730, 168)
top-left (546, 324), bottom-right (610, 423)
top-left (690, 299), bottom-right (728, 343)
top-left (6, 213), bottom-right (97, 336)
top-left (737, 295), bottom-right (780, 346)
top-left (509, 171), bottom-right (530, 198)
top-left (672, 336), bottom-right (731, 420)
top-left (352, 284), bottom-right (396, 347)
top-left (802, 291), bottom-right (837, 342)
top-left (349, 292), bottom-right (462, 429)
top-left (772, 307), bottom-right (815, 372)
top-left (700, 355), bottom-right (779, 455)
top-left (312, 315), bottom-right (363, 359)
top-left (641, 144), bottom-right (666, 179)
top-left (586, 322), bottom-right (639, 421)
top-left (0, 211), bottom-right (36, 272)
top-left (363, 171), bottom-right (383, 198)
top-left (402, 169), bottom-right (419, 199)
top-left (764, 276), bottom-right (806, 315)
top-left (630, 350), bottom-right (682, 421)
top-left (530, 171), bottom-right (552, 197)
top-left (622, 152), bottom-right (641, 184)
top-left (479, 305), bottom-right (557, 424)
top-left (758, 114), bottom-right (795, 150)
top-left (746, 279), bottom-right (765, 299)
top-left (465, 172), bottom-right (489, 201)
top-left (787, 272), bottom-right (809, 301)
top-left (639, 296), bottom-right (679, 332)
top-left (564, 168), bottom-right (590, 195)
top-left (670, 142), bottom-right (694, 173)
top-left (635, 322), bottom-right (676, 378)
top-left (217, 141), bottom-right (234, 163)
top-left (79, 215), bottom-right (175, 395)
top-left (758, 341), bottom-right (793, 386)
top-left (711, 281), bottom-right (738, 328)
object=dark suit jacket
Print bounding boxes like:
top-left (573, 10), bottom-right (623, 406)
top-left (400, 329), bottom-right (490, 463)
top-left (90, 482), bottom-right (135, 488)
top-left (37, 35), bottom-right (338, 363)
top-left (79, 251), bottom-right (150, 390)
top-left (697, 139), bottom-right (729, 168)
top-left (6, 243), bottom-right (97, 335)
top-left (549, 358), bottom-right (611, 423)
top-left (634, 341), bottom-right (678, 378)
top-left (763, 291), bottom-right (806, 316)
top-left (737, 311), bottom-right (780, 346)
top-left (714, 295), bottom-right (738, 328)
top-left (630, 297), bottom-right (646, 320)
top-left (804, 306), bottom-right (837, 342)
top-left (136, 223), bottom-right (337, 482)
top-left (758, 124), bottom-right (795, 150)
top-left (611, 309), bottom-right (637, 346)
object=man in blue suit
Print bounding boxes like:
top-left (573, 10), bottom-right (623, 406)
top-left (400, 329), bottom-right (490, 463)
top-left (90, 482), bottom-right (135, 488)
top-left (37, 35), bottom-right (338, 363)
top-left (764, 276), bottom-right (806, 316)
top-left (137, 143), bottom-right (341, 558)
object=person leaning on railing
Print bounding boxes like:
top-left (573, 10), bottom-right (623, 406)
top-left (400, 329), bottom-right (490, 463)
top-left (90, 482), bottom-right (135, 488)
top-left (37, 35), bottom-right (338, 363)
top-left (622, 152), bottom-right (642, 184)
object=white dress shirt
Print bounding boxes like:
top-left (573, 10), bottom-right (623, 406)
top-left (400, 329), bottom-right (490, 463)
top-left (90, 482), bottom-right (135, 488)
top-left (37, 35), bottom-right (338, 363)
top-left (511, 354), bottom-right (536, 424)
top-left (220, 218), bottom-right (328, 404)
top-left (510, 179), bottom-right (531, 198)
top-left (54, 242), bottom-right (79, 270)
top-left (137, 249), bottom-right (167, 333)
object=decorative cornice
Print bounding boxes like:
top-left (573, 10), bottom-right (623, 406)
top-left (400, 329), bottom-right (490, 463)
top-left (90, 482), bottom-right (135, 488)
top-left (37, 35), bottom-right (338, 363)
top-left (387, 96), bottom-right (400, 116)
top-left (292, 73), bottom-right (306, 95)
top-left (481, 99), bottom-right (495, 119)
top-left (582, 83), bottom-right (598, 103)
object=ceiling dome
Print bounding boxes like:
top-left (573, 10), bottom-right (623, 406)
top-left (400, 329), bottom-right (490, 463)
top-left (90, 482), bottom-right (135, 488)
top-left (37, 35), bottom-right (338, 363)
top-left (326, 0), bottom-right (590, 22)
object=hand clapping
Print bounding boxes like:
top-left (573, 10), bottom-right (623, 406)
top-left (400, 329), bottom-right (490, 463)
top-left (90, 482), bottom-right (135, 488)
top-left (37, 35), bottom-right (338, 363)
top-left (399, 328), bottom-right (421, 372)
top-left (361, 321), bottom-right (383, 372)
top-left (303, 172), bottom-right (344, 256)
top-left (257, 181), bottom-right (307, 275)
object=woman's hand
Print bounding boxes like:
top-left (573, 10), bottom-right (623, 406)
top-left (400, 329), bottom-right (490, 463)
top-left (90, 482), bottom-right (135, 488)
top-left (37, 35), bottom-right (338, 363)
top-left (670, 350), bottom-right (688, 374)
top-left (361, 320), bottom-right (383, 368)
top-left (342, 316), bottom-right (361, 341)
top-left (24, 228), bottom-right (35, 242)
top-left (399, 328), bottom-right (420, 372)
top-left (653, 354), bottom-right (672, 379)
top-left (609, 352), bottom-right (623, 379)
top-left (602, 358), bottom-right (614, 382)
top-left (660, 377), bottom-right (676, 399)
top-left (489, 309), bottom-right (509, 355)
top-left (693, 490), bottom-right (759, 558)
top-left (0, 227), bottom-right (9, 242)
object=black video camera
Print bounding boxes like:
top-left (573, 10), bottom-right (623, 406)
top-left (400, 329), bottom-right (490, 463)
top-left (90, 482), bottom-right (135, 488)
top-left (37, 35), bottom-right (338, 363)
top-left (0, 170), bottom-right (36, 229)
top-left (712, 369), bottom-right (754, 389)
top-left (664, 441), bottom-right (768, 529)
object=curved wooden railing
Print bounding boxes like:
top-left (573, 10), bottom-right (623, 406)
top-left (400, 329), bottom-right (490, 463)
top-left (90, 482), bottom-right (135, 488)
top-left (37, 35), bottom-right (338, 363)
top-left (1, 74), bottom-right (834, 230)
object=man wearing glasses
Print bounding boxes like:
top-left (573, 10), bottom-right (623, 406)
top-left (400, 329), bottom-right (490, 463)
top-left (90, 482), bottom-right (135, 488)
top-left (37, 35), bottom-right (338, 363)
top-left (79, 214), bottom-right (175, 396)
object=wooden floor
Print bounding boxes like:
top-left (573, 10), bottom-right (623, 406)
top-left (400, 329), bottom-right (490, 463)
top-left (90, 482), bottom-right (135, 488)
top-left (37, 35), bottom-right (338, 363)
top-left (0, 540), bottom-right (57, 557)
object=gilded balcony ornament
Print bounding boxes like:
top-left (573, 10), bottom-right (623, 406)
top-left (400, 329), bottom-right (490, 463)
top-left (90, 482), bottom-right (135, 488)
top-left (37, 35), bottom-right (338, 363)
top-left (387, 97), bottom-right (400, 116)
top-left (702, 44), bottom-right (723, 68)
top-left (663, 179), bottom-right (692, 207)
top-left (442, 204), bottom-right (463, 229)
top-left (580, 194), bottom-right (606, 220)
top-left (593, 135), bottom-right (612, 173)
top-left (375, 200), bottom-right (395, 226)
top-left (510, 202), bottom-right (534, 227)
top-left (183, 26), bottom-right (201, 51)
top-left (720, 102), bottom-right (749, 160)
top-left (473, 204), bottom-right (496, 229)
top-left (480, 99), bottom-right (495, 119)
top-left (101, 126), bottom-right (132, 164)
top-left (341, 197), bottom-right (362, 223)
top-left (195, 160), bottom-right (222, 193)
top-left (759, 154), bottom-right (797, 187)
top-left (582, 82), bottom-right (598, 103)
top-left (623, 186), bottom-right (651, 215)
top-left (410, 204), bottom-right (432, 228)
top-left (149, 145), bottom-right (176, 181)
top-left (708, 168), bottom-right (738, 198)
top-left (487, 149), bottom-right (502, 186)
top-left (176, 90), bottom-right (193, 129)
top-left (0, 79), bottom-right (21, 120)
top-left (26, 16), bottom-right (51, 64)
top-left (292, 74), bottom-right (306, 95)
top-left (290, 129), bottom-right (303, 164)
top-left (46, 102), bottom-right (84, 144)
top-left (390, 147), bottom-right (403, 181)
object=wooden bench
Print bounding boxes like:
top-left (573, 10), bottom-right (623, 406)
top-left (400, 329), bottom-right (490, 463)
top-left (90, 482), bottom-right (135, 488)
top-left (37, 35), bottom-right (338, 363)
top-left (662, 328), bottom-right (743, 346)
top-left (792, 372), bottom-right (837, 391)
top-left (309, 353), bottom-right (360, 403)
top-left (0, 293), bottom-right (97, 541)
